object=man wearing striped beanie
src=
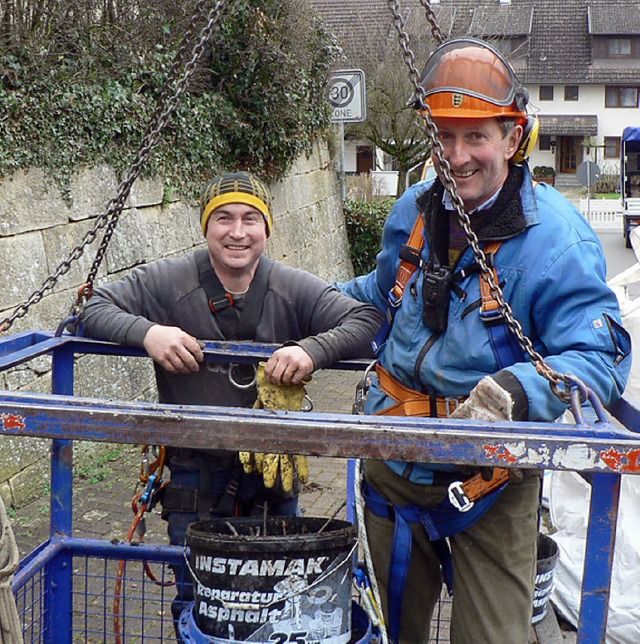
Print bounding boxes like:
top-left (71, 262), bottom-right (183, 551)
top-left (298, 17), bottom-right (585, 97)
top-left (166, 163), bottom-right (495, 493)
top-left (81, 170), bottom-right (382, 630)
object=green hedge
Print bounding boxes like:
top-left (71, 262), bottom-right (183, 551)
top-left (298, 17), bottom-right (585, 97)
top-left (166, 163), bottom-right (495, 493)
top-left (0, 0), bottom-right (339, 199)
top-left (344, 198), bottom-right (395, 276)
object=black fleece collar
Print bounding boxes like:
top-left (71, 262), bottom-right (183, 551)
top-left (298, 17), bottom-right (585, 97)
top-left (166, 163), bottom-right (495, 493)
top-left (416, 165), bottom-right (528, 244)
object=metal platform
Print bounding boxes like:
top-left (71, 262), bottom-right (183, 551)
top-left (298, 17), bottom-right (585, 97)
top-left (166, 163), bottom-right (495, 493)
top-left (2, 331), bottom-right (639, 642)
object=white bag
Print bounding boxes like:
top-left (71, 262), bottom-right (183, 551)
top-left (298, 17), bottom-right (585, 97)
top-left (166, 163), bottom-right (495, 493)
top-left (548, 239), bottom-right (640, 642)
top-left (548, 471), bottom-right (640, 643)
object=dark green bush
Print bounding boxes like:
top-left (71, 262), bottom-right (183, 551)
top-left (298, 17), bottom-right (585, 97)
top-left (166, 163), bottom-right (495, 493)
top-left (0, 0), bottom-right (339, 198)
top-left (344, 198), bottom-right (395, 276)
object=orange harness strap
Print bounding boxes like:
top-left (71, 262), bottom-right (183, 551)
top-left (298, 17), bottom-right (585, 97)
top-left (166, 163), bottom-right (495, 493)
top-left (380, 239), bottom-right (505, 419)
top-left (463, 467), bottom-right (510, 498)
top-left (377, 234), bottom-right (510, 505)
top-left (388, 215), bottom-right (425, 305)
top-left (450, 468), bottom-right (510, 508)
top-left (375, 364), bottom-right (466, 418)
top-left (478, 241), bottom-right (503, 315)
top-left (375, 363), bottom-right (510, 506)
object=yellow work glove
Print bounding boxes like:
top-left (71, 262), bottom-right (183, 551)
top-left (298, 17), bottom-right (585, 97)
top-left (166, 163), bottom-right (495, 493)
top-left (239, 362), bottom-right (311, 492)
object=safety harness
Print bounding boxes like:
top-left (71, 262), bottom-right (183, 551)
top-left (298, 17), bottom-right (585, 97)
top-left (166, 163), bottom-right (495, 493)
top-left (160, 250), bottom-right (274, 521)
top-left (364, 212), bottom-right (525, 642)
top-left (195, 248), bottom-right (273, 341)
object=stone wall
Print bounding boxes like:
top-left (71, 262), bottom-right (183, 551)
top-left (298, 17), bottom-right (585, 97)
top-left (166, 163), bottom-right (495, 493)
top-left (0, 140), bottom-right (352, 507)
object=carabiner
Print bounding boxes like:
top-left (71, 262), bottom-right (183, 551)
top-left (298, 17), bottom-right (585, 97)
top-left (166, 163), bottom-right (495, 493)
top-left (353, 360), bottom-right (377, 415)
top-left (139, 445), bottom-right (166, 484)
top-left (228, 363), bottom-right (258, 390)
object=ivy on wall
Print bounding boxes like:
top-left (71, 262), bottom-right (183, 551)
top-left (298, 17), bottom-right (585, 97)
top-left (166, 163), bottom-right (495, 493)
top-left (0, 0), bottom-right (340, 199)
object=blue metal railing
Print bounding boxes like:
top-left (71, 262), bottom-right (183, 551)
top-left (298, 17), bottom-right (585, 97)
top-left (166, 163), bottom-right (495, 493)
top-left (1, 330), bottom-right (639, 642)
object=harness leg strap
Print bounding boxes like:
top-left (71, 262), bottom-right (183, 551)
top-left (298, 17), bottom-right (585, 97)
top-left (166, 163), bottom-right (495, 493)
top-left (388, 510), bottom-right (413, 644)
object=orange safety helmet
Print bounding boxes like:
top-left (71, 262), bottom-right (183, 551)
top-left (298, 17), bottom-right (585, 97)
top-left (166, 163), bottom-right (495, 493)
top-left (416, 38), bottom-right (529, 120)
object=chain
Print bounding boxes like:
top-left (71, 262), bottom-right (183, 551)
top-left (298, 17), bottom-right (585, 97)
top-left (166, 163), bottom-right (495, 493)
top-left (418, 0), bottom-right (445, 45)
top-left (0, 0), bottom-right (226, 334)
top-left (386, 0), bottom-right (573, 399)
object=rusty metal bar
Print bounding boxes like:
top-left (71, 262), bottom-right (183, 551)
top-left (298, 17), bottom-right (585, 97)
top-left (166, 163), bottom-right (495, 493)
top-left (0, 388), bottom-right (638, 475)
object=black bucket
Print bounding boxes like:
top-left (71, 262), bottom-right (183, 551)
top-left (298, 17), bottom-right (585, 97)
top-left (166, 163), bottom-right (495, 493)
top-left (178, 601), bottom-right (372, 643)
top-left (531, 533), bottom-right (559, 625)
top-left (186, 517), bottom-right (357, 642)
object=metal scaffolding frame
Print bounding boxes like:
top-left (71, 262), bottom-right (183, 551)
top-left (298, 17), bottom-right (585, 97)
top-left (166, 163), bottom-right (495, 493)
top-left (2, 331), bottom-right (639, 642)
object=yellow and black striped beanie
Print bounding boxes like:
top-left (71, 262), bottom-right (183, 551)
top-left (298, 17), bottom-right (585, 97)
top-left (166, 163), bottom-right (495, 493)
top-left (200, 172), bottom-right (273, 237)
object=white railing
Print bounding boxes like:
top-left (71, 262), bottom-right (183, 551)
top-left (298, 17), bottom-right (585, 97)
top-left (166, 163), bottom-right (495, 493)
top-left (578, 198), bottom-right (623, 231)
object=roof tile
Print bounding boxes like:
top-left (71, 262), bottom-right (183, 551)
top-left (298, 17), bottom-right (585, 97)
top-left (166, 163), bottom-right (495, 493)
top-left (311, 0), bottom-right (640, 84)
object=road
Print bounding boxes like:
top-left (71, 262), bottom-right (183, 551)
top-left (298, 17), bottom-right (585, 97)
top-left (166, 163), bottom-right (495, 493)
top-left (600, 231), bottom-right (639, 280)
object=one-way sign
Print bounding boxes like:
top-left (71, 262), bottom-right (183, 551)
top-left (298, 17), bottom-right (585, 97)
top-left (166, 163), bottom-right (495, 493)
top-left (327, 69), bottom-right (366, 123)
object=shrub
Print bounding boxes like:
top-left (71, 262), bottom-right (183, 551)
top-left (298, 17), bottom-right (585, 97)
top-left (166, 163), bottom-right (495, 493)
top-left (594, 161), bottom-right (619, 194)
top-left (344, 198), bottom-right (395, 276)
top-left (0, 0), bottom-right (340, 198)
top-left (532, 165), bottom-right (555, 179)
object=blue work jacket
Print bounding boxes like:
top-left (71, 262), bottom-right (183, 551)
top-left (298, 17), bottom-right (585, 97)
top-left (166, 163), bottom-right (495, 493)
top-left (338, 164), bottom-right (631, 481)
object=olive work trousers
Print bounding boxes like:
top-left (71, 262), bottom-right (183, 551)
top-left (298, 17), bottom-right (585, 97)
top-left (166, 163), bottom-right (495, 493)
top-left (364, 460), bottom-right (541, 644)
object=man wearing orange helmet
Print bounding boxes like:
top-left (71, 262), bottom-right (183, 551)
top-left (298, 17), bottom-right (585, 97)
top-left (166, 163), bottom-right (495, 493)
top-left (338, 39), bottom-right (630, 642)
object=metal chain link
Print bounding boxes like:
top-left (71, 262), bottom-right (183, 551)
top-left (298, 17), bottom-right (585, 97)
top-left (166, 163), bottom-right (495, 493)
top-left (418, 0), bottom-right (445, 45)
top-left (386, 0), bottom-right (574, 399)
top-left (0, 0), bottom-right (226, 333)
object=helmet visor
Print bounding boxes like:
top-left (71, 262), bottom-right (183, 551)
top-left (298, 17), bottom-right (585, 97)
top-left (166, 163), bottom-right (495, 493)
top-left (420, 39), bottom-right (521, 108)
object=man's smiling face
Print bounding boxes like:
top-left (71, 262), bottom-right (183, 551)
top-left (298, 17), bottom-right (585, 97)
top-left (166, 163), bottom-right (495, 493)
top-left (432, 117), bottom-right (522, 212)
top-left (205, 203), bottom-right (268, 284)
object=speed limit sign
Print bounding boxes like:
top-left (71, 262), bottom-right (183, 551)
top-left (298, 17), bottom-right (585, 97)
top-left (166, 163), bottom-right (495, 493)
top-left (327, 69), bottom-right (366, 123)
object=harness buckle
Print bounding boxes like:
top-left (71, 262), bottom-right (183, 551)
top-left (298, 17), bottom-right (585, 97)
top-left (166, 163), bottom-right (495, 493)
top-left (209, 293), bottom-right (234, 313)
top-left (353, 360), bottom-right (377, 414)
top-left (444, 397), bottom-right (462, 417)
top-left (448, 480), bottom-right (474, 512)
top-left (479, 308), bottom-right (505, 327)
top-left (140, 473), bottom-right (161, 509)
top-left (387, 290), bottom-right (403, 308)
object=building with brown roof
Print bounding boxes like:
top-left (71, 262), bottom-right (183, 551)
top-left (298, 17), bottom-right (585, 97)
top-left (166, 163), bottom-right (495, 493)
top-left (313, 0), bottom-right (640, 186)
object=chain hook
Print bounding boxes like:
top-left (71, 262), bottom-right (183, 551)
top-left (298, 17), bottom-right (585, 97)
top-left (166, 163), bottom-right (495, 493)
top-left (555, 374), bottom-right (609, 424)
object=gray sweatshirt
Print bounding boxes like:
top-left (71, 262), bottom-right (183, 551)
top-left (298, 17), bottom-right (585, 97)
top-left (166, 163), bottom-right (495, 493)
top-left (82, 250), bottom-right (382, 410)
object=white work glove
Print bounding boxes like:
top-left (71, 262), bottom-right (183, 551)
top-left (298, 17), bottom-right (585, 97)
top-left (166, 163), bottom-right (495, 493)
top-left (451, 376), bottom-right (513, 422)
top-left (451, 377), bottom-right (525, 484)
